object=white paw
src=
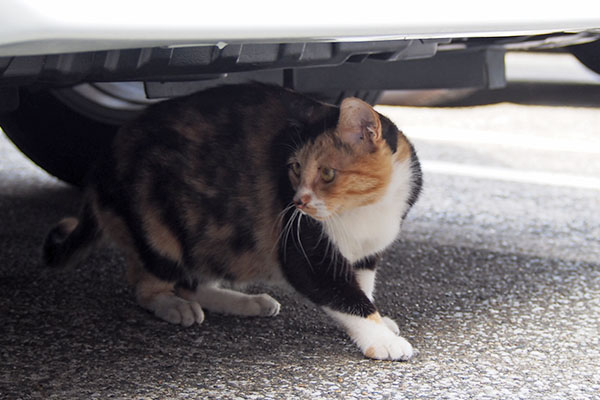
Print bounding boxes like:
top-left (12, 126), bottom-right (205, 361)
top-left (325, 309), bottom-right (414, 361)
top-left (362, 330), bottom-right (414, 361)
top-left (244, 293), bottom-right (281, 317)
top-left (151, 293), bottom-right (204, 327)
top-left (382, 316), bottom-right (400, 335)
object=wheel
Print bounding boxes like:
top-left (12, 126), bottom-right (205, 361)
top-left (0, 83), bottom-right (153, 186)
top-left (0, 89), bottom-right (119, 186)
top-left (570, 40), bottom-right (600, 75)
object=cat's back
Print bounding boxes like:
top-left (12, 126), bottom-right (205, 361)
top-left (116, 83), bottom-right (292, 149)
top-left (96, 84), bottom-right (337, 190)
top-left (93, 84), bottom-right (294, 186)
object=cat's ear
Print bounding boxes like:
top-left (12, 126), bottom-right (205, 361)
top-left (337, 97), bottom-right (382, 147)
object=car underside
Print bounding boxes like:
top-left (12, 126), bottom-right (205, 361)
top-left (0, 2), bottom-right (599, 185)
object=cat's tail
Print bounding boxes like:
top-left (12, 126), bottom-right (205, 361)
top-left (43, 203), bottom-right (102, 269)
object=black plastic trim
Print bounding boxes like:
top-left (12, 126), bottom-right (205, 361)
top-left (0, 40), bottom-right (441, 88)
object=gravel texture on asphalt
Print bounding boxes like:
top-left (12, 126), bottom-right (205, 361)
top-left (1, 96), bottom-right (599, 399)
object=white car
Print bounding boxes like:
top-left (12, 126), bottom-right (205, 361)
top-left (1, 0), bottom-right (599, 185)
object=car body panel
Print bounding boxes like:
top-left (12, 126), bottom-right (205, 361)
top-left (1, 0), bottom-right (600, 56)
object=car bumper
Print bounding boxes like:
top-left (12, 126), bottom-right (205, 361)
top-left (1, 0), bottom-right (600, 56)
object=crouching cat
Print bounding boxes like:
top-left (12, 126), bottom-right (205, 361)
top-left (43, 83), bottom-right (422, 360)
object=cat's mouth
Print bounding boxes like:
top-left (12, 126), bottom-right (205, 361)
top-left (295, 205), bottom-right (314, 217)
top-left (295, 205), bottom-right (331, 221)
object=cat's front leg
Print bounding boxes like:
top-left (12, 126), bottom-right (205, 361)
top-left (355, 256), bottom-right (402, 336)
top-left (289, 268), bottom-right (413, 360)
top-left (280, 220), bottom-right (413, 360)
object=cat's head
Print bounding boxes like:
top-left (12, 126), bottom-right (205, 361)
top-left (287, 97), bottom-right (395, 220)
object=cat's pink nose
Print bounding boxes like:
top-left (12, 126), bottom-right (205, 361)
top-left (293, 194), bottom-right (312, 209)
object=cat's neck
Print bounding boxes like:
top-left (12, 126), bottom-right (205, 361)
top-left (323, 158), bottom-right (414, 264)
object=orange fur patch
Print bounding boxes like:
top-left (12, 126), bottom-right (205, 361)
top-left (142, 207), bottom-right (183, 262)
top-left (131, 264), bottom-right (176, 307)
top-left (325, 142), bottom-right (393, 212)
top-left (365, 346), bottom-right (378, 359)
top-left (58, 217), bottom-right (79, 235)
top-left (129, 171), bottom-right (183, 263)
top-left (395, 132), bottom-right (412, 163)
top-left (229, 250), bottom-right (275, 281)
top-left (367, 312), bottom-right (383, 324)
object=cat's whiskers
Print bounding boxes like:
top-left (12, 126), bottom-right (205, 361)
top-left (319, 215), bottom-right (335, 274)
top-left (315, 214), bottom-right (336, 270)
top-left (278, 208), bottom-right (313, 272)
top-left (271, 203), bottom-right (296, 257)
top-left (280, 207), bottom-right (300, 262)
top-left (335, 216), bottom-right (349, 279)
top-left (325, 214), bottom-right (354, 281)
top-left (273, 204), bottom-right (295, 238)
top-left (294, 212), bottom-right (314, 272)
top-left (338, 216), bottom-right (355, 281)
top-left (313, 214), bottom-right (329, 250)
top-left (284, 126), bottom-right (303, 153)
top-left (280, 143), bottom-right (299, 154)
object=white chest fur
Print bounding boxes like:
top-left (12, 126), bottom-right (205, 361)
top-left (323, 159), bottom-right (413, 263)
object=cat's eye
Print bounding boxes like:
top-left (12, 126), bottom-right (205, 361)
top-left (321, 167), bottom-right (336, 183)
top-left (290, 162), bottom-right (301, 177)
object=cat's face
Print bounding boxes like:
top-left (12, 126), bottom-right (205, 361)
top-left (288, 98), bottom-right (394, 220)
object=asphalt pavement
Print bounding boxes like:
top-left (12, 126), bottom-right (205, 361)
top-left (1, 56), bottom-right (600, 399)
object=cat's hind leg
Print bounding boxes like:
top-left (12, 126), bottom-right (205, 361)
top-left (128, 262), bottom-right (204, 327)
top-left (102, 204), bottom-right (204, 327)
top-left (178, 283), bottom-right (280, 317)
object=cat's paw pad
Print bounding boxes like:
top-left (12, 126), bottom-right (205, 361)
top-left (152, 294), bottom-right (204, 327)
top-left (363, 332), bottom-right (414, 361)
top-left (382, 316), bottom-right (400, 335)
top-left (246, 294), bottom-right (281, 317)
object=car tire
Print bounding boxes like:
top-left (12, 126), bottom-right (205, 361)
top-left (0, 88), bottom-right (118, 187)
top-left (570, 40), bottom-right (600, 75)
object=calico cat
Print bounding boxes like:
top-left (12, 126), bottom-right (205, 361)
top-left (43, 83), bottom-right (422, 360)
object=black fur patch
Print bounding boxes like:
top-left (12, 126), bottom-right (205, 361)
top-left (403, 142), bottom-right (423, 220)
top-left (353, 255), bottom-right (380, 271)
top-left (377, 114), bottom-right (399, 153)
top-left (43, 224), bottom-right (72, 267)
top-left (231, 208), bottom-right (257, 253)
top-left (279, 210), bottom-right (377, 318)
top-left (43, 202), bottom-right (101, 269)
